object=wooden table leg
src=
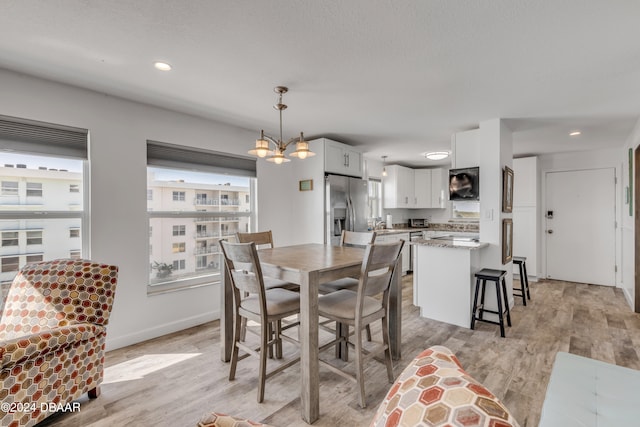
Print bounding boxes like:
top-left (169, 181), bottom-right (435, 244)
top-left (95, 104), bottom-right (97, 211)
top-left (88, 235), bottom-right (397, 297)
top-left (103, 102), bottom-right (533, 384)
top-left (300, 271), bottom-right (320, 423)
top-left (389, 258), bottom-right (402, 360)
top-left (220, 260), bottom-right (233, 362)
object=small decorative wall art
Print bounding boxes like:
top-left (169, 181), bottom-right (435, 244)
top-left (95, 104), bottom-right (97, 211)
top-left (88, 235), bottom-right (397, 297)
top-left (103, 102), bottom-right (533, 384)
top-left (502, 218), bottom-right (513, 264)
top-left (502, 166), bottom-right (514, 213)
top-left (299, 179), bottom-right (313, 191)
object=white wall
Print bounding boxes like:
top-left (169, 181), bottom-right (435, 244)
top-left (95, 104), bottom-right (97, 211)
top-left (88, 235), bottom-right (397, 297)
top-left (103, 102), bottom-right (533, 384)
top-left (538, 147), bottom-right (625, 292)
top-left (0, 68), bottom-right (285, 350)
top-left (621, 118), bottom-right (640, 308)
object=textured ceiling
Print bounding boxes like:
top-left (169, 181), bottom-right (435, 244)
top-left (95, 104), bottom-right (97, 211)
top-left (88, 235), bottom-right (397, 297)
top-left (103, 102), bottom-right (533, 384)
top-left (1, 1), bottom-right (639, 167)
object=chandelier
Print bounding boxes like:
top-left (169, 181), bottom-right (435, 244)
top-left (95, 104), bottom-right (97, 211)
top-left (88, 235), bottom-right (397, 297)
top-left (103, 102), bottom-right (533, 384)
top-left (248, 86), bottom-right (315, 164)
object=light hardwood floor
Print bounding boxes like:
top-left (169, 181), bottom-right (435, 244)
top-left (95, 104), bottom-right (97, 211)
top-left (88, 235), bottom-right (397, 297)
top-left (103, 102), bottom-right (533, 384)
top-left (39, 277), bottom-right (640, 427)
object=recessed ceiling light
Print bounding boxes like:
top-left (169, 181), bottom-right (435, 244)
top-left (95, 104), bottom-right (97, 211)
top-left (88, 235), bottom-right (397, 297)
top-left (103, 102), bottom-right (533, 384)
top-left (569, 131), bottom-right (581, 136)
top-left (153, 61), bottom-right (172, 71)
top-left (424, 151), bottom-right (450, 160)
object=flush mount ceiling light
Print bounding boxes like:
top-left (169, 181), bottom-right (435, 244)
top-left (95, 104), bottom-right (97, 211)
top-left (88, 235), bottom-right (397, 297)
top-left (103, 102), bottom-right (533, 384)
top-left (424, 151), bottom-right (450, 161)
top-left (153, 61), bottom-right (172, 71)
top-left (382, 155), bottom-right (388, 177)
top-left (248, 86), bottom-right (314, 164)
top-left (569, 131), bottom-right (581, 136)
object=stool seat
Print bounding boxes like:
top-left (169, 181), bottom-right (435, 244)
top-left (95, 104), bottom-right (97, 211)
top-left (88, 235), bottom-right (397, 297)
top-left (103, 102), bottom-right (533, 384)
top-left (512, 256), bottom-right (531, 305)
top-left (471, 268), bottom-right (511, 337)
top-left (475, 269), bottom-right (507, 280)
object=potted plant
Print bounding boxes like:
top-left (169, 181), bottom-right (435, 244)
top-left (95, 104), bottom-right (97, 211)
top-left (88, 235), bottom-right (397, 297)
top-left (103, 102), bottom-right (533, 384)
top-left (152, 261), bottom-right (173, 279)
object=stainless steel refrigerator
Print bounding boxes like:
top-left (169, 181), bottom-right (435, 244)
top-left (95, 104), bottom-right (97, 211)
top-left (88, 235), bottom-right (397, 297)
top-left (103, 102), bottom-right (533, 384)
top-left (325, 174), bottom-right (370, 246)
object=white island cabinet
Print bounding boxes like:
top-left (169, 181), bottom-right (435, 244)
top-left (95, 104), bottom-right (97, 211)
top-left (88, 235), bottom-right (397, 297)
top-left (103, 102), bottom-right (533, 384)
top-left (412, 239), bottom-right (489, 328)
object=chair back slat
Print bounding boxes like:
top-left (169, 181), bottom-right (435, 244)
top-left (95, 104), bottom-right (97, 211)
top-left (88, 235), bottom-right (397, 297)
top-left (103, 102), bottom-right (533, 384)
top-left (220, 241), bottom-right (264, 295)
top-left (341, 230), bottom-right (376, 248)
top-left (236, 231), bottom-right (274, 249)
top-left (360, 241), bottom-right (404, 297)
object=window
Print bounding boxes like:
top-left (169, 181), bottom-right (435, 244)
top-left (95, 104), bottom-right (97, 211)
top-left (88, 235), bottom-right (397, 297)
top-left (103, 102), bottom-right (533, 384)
top-left (26, 230), bottom-right (42, 245)
top-left (368, 179), bottom-right (382, 220)
top-left (172, 242), bottom-right (186, 253)
top-left (26, 254), bottom-right (43, 264)
top-left (452, 201), bottom-right (480, 219)
top-left (1, 256), bottom-right (19, 273)
top-left (1, 231), bottom-right (18, 247)
top-left (1, 181), bottom-right (18, 196)
top-left (147, 140), bottom-right (256, 292)
top-left (172, 225), bottom-right (186, 236)
top-left (0, 115), bottom-right (88, 285)
top-left (26, 182), bottom-right (43, 197)
top-left (70, 228), bottom-right (80, 238)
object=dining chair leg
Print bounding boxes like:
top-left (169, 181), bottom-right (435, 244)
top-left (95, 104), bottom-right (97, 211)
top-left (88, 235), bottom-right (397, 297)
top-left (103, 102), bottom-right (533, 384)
top-left (381, 316), bottom-right (394, 383)
top-left (258, 321), bottom-right (268, 403)
top-left (354, 325), bottom-right (366, 408)
top-left (274, 320), bottom-right (283, 359)
top-left (239, 317), bottom-right (247, 342)
top-left (267, 322), bottom-right (274, 359)
top-left (229, 313), bottom-right (242, 381)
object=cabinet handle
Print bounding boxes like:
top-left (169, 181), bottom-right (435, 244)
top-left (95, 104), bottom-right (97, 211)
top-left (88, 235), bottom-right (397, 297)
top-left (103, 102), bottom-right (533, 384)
top-left (346, 154), bottom-right (350, 167)
top-left (344, 153), bottom-right (348, 167)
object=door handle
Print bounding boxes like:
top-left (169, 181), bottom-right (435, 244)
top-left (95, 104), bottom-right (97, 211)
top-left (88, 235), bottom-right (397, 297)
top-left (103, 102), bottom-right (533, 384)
top-left (547, 230), bottom-right (554, 234)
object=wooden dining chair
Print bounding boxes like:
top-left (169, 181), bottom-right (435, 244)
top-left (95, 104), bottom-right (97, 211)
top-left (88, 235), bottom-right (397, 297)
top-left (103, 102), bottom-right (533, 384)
top-left (317, 240), bottom-right (404, 408)
top-left (235, 230), bottom-right (300, 355)
top-left (318, 230), bottom-right (376, 294)
top-left (236, 230), bottom-right (274, 249)
top-left (220, 240), bottom-right (301, 403)
top-left (236, 230), bottom-right (298, 291)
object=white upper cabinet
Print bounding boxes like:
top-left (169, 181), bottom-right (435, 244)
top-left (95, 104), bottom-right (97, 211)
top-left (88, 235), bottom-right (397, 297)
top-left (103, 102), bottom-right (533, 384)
top-left (385, 167), bottom-right (447, 209)
top-left (513, 157), bottom-right (537, 207)
top-left (430, 168), bottom-right (448, 208)
top-left (383, 165), bottom-right (415, 208)
top-left (414, 169), bottom-right (432, 208)
top-left (324, 139), bottom-right (363, 177)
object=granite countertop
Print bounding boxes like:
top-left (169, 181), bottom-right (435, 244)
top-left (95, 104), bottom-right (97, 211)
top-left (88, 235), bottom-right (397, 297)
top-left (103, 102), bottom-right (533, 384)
top-left (412, 237), bottom-right (489, 250)
top-left (374, 227), bottom-right (427, 235)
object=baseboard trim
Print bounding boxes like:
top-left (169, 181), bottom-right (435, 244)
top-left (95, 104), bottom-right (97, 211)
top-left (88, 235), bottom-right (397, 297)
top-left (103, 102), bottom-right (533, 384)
top-left (105, 311), bottom-right (219, 351)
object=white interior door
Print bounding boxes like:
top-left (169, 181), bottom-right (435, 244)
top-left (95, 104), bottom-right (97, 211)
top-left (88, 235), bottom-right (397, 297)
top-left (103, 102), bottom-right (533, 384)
top-left (545, 168), bottom-right (616, 286)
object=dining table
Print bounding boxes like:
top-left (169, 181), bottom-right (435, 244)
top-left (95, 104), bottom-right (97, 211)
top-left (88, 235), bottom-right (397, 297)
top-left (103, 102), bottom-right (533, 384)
top-left (219, 243), bottom-right (402, 424)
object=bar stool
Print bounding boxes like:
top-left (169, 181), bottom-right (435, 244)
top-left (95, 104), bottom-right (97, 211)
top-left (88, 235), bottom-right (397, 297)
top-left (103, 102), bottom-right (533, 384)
top-left (470, 269), bottom-right (511, 337)
top-left (512, 256), bottom-right (531, 305)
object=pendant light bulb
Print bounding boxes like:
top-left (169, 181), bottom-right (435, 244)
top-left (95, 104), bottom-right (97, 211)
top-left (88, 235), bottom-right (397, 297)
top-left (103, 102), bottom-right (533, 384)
top-left (381, 155), bottom-right (388, 177)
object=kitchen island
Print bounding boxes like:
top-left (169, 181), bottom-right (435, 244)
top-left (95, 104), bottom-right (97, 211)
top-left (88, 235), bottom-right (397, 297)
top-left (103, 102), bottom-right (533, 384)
top-left (412, 236), bottom-right (489, 328)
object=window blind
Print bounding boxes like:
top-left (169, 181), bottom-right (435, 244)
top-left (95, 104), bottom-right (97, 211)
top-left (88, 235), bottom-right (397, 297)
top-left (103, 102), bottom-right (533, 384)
top-left (0, 115), bottom-right (88, 159)
top-left (147, 140), bottom-right (257, 177)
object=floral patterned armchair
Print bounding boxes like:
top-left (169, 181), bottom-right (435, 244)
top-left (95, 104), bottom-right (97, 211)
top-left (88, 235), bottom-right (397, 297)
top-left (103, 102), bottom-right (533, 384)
top-left (0, 259), bottom-right (118, 427)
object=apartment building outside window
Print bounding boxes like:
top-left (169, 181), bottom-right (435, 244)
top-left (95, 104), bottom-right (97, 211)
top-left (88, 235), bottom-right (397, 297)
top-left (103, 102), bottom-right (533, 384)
top-left (0, 115), bottom-right (88, 288)
top-left (1, 181), bottom-right (18, 196)
top-left (26, 182), bottom-right (43, 197)
top-left (147, 140), bottom-right (256, 293)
